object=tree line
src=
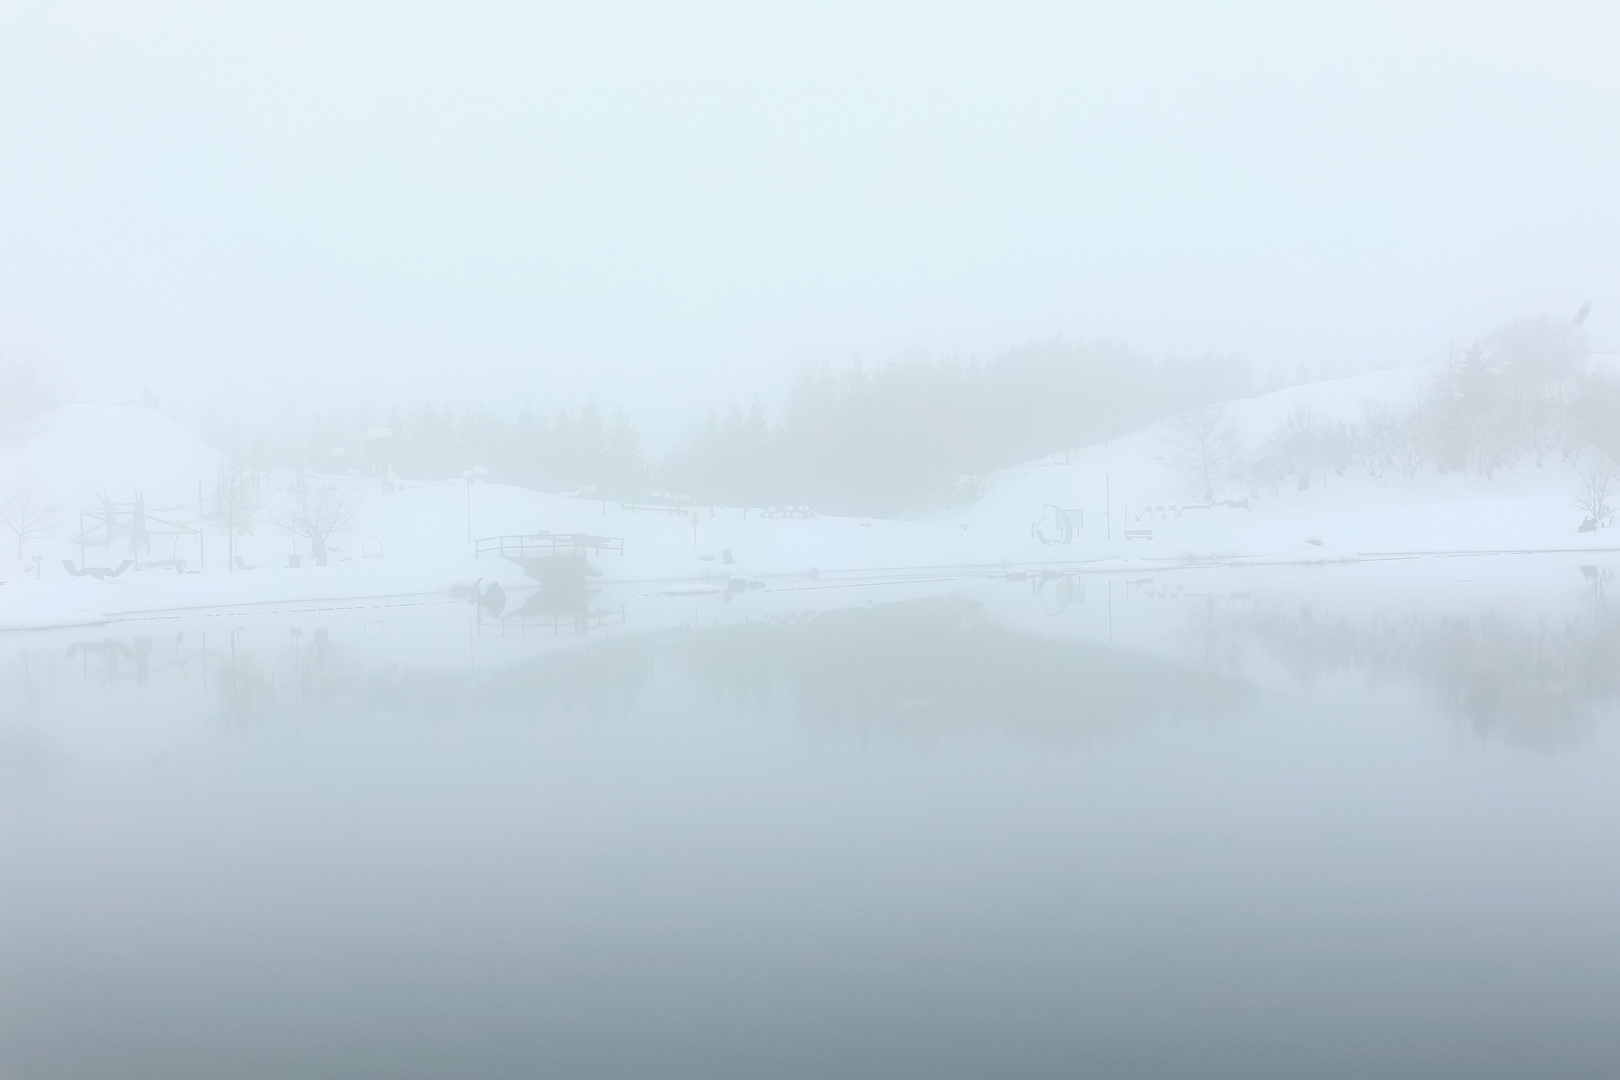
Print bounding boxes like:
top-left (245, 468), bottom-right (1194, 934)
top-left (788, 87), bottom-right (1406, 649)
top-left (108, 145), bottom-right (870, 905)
top-left (663, 341), bottom-right (1252, 515)
top-left (1161, 313), bottom-right (1620, 526)
top-left (185, 340), bottom-right (1254, 517)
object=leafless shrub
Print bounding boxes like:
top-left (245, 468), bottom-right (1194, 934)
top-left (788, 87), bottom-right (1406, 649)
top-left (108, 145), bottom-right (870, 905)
top-left (1250, 403), bottom-right (1350, 493)
top-left (209, 464), bottom-right (264, 570)
top-left (1355, 400), bottom-right (1424, 483)
top-left (0, 475), bottom-right (60, 561)
top-left (1574, 456), bottom-right (1619, 530)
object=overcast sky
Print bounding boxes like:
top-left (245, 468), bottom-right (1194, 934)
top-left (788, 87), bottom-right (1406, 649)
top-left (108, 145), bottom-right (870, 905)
top-left (2, 0), bottom-right (1617, 440)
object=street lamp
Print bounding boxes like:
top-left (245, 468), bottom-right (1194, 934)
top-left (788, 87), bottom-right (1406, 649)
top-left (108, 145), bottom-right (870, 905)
top-left (367, 426), bottom-right (394, 494)
top-left (463, 466), bottom-right (489, 541)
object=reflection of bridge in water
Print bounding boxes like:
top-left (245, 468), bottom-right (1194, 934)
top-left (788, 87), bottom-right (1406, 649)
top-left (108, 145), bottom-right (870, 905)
top-left (476, 587), bottom-right (626, 638)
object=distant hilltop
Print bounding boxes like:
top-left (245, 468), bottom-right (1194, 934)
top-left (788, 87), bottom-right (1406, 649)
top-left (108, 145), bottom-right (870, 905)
top-left (0, 401), bottom-right (228, 515)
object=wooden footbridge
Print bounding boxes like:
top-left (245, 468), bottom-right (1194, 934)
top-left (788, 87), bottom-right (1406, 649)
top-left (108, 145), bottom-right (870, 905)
top-left (474, 532), bottom-right (624, 587)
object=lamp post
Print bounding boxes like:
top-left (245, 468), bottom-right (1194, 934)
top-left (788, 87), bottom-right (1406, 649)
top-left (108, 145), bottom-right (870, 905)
top-left (463, 466), bottom-right (489, 541)
top-left (367, 426), bottom-right (394, 494)
top-left (462, 470), bottom-right (472, 541)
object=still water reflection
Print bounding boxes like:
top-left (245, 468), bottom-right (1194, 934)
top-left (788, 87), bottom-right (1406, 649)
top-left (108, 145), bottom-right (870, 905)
top-left (2, 555), bottom-right (1619, 1079)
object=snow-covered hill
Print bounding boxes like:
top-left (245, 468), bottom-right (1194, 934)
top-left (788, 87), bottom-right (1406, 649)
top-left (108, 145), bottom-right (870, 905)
top-left (941, 366), bottom-right (1615, 561)
top-left (0, 403), bottom-right (228, 515)
top-left (0, 404), bottom-right (980, 628)
top-left (5, 372), bottom-right (1618, 631)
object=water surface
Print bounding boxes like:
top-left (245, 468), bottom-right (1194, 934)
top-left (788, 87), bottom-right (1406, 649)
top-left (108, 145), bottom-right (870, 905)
top-left (3, 556), bottom-right (1619, 1079)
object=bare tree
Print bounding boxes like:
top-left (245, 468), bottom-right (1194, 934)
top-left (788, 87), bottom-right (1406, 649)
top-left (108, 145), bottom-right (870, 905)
top-left (1163, 405), bottom-right (1242, 502)
top-left (0, 475), bottom-right (60, 561)
top-left (273, 481), bottom-right (359, 566)
top-left (1574, 456), bottom-right (1619, 531)
top-left (209, 464), bottom-right (263, 570)
top-left (1251, 402), bottom-right (1350, 492)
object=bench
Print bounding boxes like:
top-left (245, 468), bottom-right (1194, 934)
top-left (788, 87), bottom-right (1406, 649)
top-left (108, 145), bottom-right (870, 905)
top-left (1124, 529), bottom-right (1153, 541)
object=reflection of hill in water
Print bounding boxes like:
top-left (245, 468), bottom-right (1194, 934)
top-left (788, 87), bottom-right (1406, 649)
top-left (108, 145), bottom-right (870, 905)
top-left (9, 574), bottom-right (1614, 752)
top-left (211, 631), bottom-right (657, 727)
top-left (673, 596), bottom-right (1252, 745)
top-left (193, 596), bottom-right (1251, 745)
top-left (1219, 589), bottom-right (1620, 748)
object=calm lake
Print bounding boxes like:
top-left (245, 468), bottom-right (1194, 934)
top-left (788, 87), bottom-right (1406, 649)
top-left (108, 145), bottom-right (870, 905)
top-left (3, 555), bottom-right (1619, 1079)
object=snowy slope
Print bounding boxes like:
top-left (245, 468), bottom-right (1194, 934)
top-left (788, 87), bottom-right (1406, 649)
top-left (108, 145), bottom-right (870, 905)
top-left (0, 403), bottom-right (228, 514)
top-left (0, 404), bottom-right (986, 626)
top-left (940, 366), bottom-right (1616, 562)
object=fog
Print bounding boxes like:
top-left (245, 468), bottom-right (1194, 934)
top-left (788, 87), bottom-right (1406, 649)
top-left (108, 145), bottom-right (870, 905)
top-left (6, 4), bottom-right (1620, 1078)
top-left (5, 1), bottom-right (1620, 435)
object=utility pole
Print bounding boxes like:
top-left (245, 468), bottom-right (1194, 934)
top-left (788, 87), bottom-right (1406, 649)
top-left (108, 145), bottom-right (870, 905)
top-left (1105, 473), bottom-right (1112, 541)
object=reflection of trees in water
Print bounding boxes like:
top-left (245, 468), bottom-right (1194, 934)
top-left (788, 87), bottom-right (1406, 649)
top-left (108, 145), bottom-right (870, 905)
top-left (0, 645), bottom-right (43, 724)
top-left (30, 582), bottom-right (1615, 752)
top-left (671, 595), bottom-right (1253, 745)
top-left (9, 596), bottom-right (1250, 746)
top-left (0, 645), bottom-right (54, 785)
top-left (1222, 590), bottom-right (1620, 748)
top-left (212, 628), bottom-right (657, 726)
top-left (7, 593), bottom-right (1254, 747)
top-left (202, 597), bottom-right (1251, 743)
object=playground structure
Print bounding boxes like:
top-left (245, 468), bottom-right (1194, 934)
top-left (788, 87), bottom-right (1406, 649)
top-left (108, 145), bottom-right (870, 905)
top-left (1032, 504), bottom-right (1085, 544)
top-left (68, 492), bottom-right (205, 575)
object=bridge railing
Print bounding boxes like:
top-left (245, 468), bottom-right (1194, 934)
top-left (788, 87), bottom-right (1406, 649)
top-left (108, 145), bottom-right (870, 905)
top-left (474, 532), bottom-right (625, 559)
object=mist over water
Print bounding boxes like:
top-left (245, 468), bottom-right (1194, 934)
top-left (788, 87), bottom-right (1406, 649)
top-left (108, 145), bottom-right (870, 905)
top-left (4, 556), bottom-right (1619, 1079)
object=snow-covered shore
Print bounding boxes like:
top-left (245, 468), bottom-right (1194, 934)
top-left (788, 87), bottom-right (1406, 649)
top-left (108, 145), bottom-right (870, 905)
top-left (4, 371), bottom-right (1618, 631)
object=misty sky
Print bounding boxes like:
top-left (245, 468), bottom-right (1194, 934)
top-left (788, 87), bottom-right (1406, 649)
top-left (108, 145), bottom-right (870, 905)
top-left (2, 1), bottom-right (1617, 440)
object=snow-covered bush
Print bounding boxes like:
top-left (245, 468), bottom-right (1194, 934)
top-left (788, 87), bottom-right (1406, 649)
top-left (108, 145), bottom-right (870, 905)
top-left (1574, 456), bottom-right (1618, 531)
top-left (1354, 400), bottom-right (1423, 483)
top-left (1261, 313), bottom-right (1614, 494)
top-left (1248, 403), bottom-right (1351, 494)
